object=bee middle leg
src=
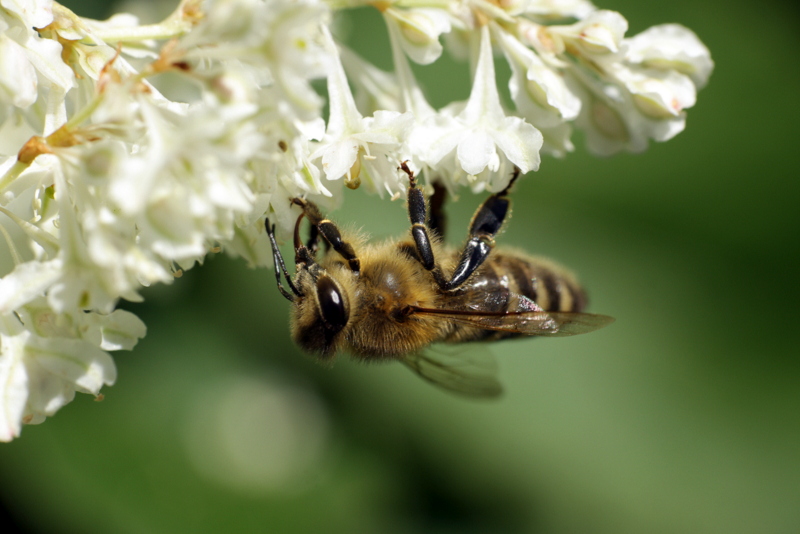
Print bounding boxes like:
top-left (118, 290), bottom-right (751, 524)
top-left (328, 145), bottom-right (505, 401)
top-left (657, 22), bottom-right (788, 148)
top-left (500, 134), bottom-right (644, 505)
top-left (428, 181), bottom-right (447, 240)
top-left (291, 198), bottom-right (360, 273)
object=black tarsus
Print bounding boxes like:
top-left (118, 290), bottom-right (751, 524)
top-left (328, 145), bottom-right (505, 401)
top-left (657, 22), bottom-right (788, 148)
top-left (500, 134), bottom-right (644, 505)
top-left (443, 166), bottom-right (521, 291)
top-left (306, 222), bottom-right (323, 255)
top-left (290, 197), bottom-right (360, 273)
top-left (400, 162), bottom-right (446, 285)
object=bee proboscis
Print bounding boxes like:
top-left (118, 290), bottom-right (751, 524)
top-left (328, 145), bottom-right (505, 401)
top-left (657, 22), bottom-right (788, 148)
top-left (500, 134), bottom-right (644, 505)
top-left (266, 164), bottom-right (613, 397)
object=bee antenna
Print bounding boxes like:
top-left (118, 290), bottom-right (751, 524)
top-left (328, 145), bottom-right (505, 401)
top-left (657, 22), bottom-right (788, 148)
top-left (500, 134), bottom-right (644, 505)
top-left (265, 218), bottom-right (303, 301)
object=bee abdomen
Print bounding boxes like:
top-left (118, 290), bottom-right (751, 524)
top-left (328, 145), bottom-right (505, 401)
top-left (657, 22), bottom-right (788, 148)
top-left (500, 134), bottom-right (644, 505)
top-left (493, 253), bottom-right (587, 313)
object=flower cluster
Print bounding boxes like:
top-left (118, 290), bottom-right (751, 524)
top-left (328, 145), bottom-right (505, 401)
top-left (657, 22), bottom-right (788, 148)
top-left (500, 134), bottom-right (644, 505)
top-left (0, 0), bottom-right (713, 441)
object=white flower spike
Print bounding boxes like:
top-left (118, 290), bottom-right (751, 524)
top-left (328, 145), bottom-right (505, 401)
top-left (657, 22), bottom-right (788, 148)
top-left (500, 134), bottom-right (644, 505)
top-left (0, 0), bottom-right (712, 440)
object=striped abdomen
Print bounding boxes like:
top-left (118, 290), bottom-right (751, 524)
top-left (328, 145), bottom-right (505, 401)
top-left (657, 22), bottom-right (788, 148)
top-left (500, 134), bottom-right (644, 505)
top-left (441, 250), bottom-right (587, 342)
top-left (489, 252), bottom-right (586, 313)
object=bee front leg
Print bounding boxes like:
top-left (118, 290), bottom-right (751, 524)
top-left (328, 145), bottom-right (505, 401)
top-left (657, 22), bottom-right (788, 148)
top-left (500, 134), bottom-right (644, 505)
top-left (442, 167), bottom-right (521, 291)
top-left (290, 198), bottom-right (360, 273)
top-left (306, 222), bottom-right (324, 255)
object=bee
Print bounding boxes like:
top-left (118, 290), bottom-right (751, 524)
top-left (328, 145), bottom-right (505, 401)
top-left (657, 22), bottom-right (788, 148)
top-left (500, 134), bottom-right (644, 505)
top-left (265, 164), bottom-right (613, 397)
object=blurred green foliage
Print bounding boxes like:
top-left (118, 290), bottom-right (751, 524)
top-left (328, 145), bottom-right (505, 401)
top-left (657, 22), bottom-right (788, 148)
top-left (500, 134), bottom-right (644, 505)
top-left (2, 1), bottom-right (799, 533)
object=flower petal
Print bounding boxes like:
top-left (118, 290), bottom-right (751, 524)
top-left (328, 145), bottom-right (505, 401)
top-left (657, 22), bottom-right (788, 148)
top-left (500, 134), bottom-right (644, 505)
top-left (93, 310), bottom-right (147, 351)
top-left (317, 138), bottom-right (360, 181)
top-left (26, 335), bottom-right (117, 394)
top-left (460, 26), bottom-right (505, 125)
top-left (0, 34), bottom-right (38, 108)
top-left (491, 116), bottom-right (543, 173)
top-left (0, 259), bottom-right (62, 315)
top-left (384, 7), bottom-right (451, 65)
top-left (0, 328), bottom-right (29, 442)
top-left (409, 114), bottom-right (464, 168)
top-left (457, 129), bottom-right (496, 176)
top-left (624, 24), bottom-right (714, 89)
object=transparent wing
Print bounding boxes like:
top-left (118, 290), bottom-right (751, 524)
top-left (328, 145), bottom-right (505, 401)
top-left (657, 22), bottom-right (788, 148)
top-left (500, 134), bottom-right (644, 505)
top-left (411, 306), bottom-right (614, 337)
top-left (401, 344), bottom-right (503, 398)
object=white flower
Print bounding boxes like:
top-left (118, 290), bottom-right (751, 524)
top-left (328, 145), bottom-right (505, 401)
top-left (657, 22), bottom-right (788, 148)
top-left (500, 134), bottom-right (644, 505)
top-left (528, 9), bottom-right (713, 155)
top-left (42, 4), bottom-right (124, 83)
top-left (496, 25), bottom-right (581, 129)
top-left (0, 259), bottom-right (62, 315)
top-left (538, 122), bottom-right (575, 158)
top-left (547, 9), bottom-right (628, 56)
top-left (384, 14), bottom-right (437, 121)
top-left (612, 64), bottom-right (696, 120)
top-left (624, 24), bottom-right (714, 89)
top-left (339, 46), bottom-right (403, 116)
top-left (0, 30), bottom-right (39, 110)
top-left (571, 71), bottom-right (689, 156)
top-left (310, 28), bottom-right (413, 196)
top-left (0, 0), bottom-right (54, 28)
top-left (0, 4), bottom-right (74, 115)
top-left (0, 302), bottom-right (144, 442)
top-left (411, 25), bottom-right (543, 187)
top-left (382, 7), bottom-right (452, 65)
top-left (181, 0), bottom-right (331, 120)
top-left (524, 0), bottom-right (597, 20)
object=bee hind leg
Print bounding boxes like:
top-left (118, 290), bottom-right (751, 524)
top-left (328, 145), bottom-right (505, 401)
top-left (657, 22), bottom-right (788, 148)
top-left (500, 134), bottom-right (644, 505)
top-left (290, 198), bottom-right (360, 273)
top-left (442, 167), bottom-right (521, 291)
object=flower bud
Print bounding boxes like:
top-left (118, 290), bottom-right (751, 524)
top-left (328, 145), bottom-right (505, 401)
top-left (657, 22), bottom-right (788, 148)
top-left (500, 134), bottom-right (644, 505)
top-left (624, 24), bottom-right (714, 89)
top-left (549, 10), bottom-right (628, 56)
top-left (383, 8), bottom-right (451, 65)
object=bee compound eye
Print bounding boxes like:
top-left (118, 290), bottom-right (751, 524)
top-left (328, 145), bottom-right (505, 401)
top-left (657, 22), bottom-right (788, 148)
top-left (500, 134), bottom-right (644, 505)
top-left (316, 276), bottom-right (349, 332)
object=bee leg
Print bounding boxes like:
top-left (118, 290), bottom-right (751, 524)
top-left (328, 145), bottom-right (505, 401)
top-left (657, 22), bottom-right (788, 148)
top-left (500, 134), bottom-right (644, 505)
top-left (399, 162), bottom-right (449, 285)
top-left (292, 206), bottom-right (330, 258)
top-left (290, 198), bottom-right (360, 273)
top-left (429, 181), bottom-right (447, 240)
top-left (306, 221), bottom-right (328, 255)
top-left (442, 167), bottom-right (521, 291)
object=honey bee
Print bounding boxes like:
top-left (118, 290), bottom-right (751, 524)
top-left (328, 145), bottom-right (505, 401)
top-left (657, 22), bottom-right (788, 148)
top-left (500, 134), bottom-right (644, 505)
top-left (265, 164), bottom-right (613, 397)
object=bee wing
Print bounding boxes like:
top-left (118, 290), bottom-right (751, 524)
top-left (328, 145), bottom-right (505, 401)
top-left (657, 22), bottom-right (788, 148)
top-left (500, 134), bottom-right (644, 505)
top-left (401, 344), bottom-right (503, 398)
top-left (411, 306), bottom-right (614, 337)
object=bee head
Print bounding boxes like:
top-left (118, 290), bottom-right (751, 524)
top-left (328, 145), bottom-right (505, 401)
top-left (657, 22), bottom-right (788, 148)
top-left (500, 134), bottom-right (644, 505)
top-left (265, 216), bottom-right (353, 359)
top-left (290, 266), bottom-right (352, 359)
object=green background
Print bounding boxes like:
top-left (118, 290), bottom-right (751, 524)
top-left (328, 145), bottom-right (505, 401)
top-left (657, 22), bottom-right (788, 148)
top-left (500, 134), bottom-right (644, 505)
top-left (2, 1), bottom-right (798, 532)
